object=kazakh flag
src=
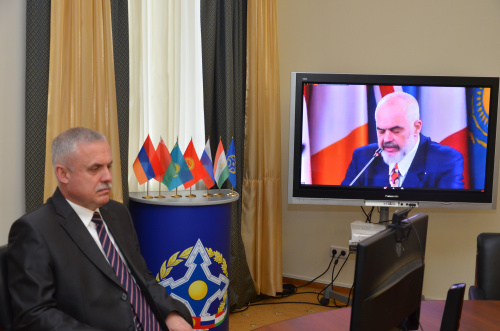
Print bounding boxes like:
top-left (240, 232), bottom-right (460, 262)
top-left (162, 141), bottom-right (193, 190)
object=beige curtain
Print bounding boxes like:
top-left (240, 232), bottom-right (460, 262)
top-left (44, 0), bottom-right (123, 203)
top-left (242, 0), bottom-right (283, 296)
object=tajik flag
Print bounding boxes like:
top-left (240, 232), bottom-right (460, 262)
top-left (213, 139), bottom-right (229, 188)
top-left (306, 84), bottom-right (368, 185)
top-left (419, 87), bottom-right (469, 188)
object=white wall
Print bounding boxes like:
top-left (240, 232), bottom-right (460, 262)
top-left (0, 0), bottom-right (26, 244)
top-left (278, 0), bottom-right (500, 300)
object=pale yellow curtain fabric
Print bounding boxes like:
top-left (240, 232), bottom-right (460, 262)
top-left (242, 0), bottom-right (283, 296)
top-left (44, 0), bottom-right (123, 203)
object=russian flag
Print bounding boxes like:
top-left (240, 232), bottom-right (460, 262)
top-left (306, 84), bottom-right (368, 185)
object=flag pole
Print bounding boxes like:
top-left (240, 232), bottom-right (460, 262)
top-left (143, 181), bottom-right (153, 199)
top-left (203, 185), bottom-right (213, 197)
top-left (155, 175), bottom-right (166, 198)
top-left (214, 187), bottom-right (224, 197)
top-left (186, 186), bottom-right (196, 198)
top-left (227, 185), bottom-right (238, 197)
top-left (171, 187), bottom-right (182, 198)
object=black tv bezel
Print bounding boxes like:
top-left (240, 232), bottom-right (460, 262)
top-left (288, 72), bottom-right (500, 209)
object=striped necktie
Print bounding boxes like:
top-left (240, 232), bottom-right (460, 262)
top-left (92, 212), bottom-right (161, 331)
top-left (390, 163), bottom-right (401, 187)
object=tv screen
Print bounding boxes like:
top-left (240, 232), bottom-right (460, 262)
top-left (288, 72), bottom-right (500, 209)
top-left (350, 212), bottom-right (428, 331)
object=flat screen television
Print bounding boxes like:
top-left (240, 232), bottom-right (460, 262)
top-left (288, 72), bottom-right (500, 210)
top-left (350, 212), bottom-right (428, 331)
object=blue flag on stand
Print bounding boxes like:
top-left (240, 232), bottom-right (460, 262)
top-left (227, 138), bottom-right (236, 188)
top-left (164, 141), bottom-right (194, 190)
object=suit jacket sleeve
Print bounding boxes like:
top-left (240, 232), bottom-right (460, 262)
top-left (8, 211), bottom-right (106, 331)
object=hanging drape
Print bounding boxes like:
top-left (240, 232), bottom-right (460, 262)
top-left (200, 0), bottom-right (257, 309)
top-left (43, 0), bottom-right (123, 203)
top-left (128, 0), bottom-right (205, 193)
top-left (242, 0), bottom-right (283, 296)
top-left (25, 0), bottom-right (51, 213)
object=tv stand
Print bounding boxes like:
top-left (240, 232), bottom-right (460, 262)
top-left (379, 206), bottom-right (389, 223)
top-left (321, 284), bottom-right (351, 306)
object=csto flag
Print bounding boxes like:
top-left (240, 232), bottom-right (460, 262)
top-left (200, 139), bottom-right (216, 188)
top-left (419, 86), bottom-right (469, 188)
top-left (467, 87), bottom-right (490, 190)
top-left (306, 84), bottom-right (368, 185)
top-left (154, 137), bottom-right (173, 182)
top-left (213, 138), bottom-right (229, 188)
top-left (162, 141), bottom-right (193, 190)
top-left (133, 135), bottom-right (162, 185)
top-left (226, 138), bottom-right (237, 188)
top-left (183, 138), bottom-right (211, 188)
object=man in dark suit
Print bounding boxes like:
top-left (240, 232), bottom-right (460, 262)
top-left (8, 127), bottom-right (193, 331)
top-left (342, 92), bottom-right (464, 188)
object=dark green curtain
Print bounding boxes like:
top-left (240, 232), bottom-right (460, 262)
top-left (25, 0), bottom-right (50, 213)
top-left (24, 0), bottom-right (130, 211)
top-left (200, 0), bottom-right (257, 309)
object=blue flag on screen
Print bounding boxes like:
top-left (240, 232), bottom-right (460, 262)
top-left (166, 141), bottom-right (194, 190)
top-left (227, 138), bottom-right (237, 188)
top-left (467, 87), bottom-right (489, 190)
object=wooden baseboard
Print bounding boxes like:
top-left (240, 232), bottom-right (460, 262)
top-left (282, 277), bottom-right (352, 296)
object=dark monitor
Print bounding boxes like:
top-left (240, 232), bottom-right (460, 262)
top-left (350, 213), bottom-right (428, 331)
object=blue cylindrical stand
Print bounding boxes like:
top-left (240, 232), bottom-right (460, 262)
top-left (129, 190), bottom-right (238, 331)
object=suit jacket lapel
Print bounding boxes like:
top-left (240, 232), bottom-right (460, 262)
top-left (50, 189), bottom-right (124, 288)
top-left (404, 135), bottom-right (428, 188)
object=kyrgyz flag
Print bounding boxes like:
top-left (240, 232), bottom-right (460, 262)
top-left (154, 137), bottom-right (173, 182)
top-left (200, 139), bottom-right (215, 189)
top-left (183, 139), bottom-right (211, 188)
top-left (213, 139), bottom-right (229, 188)
top-left (162, 141), bottom-right (193, 190)
top-left (133, 135), bottom-right (162, 185)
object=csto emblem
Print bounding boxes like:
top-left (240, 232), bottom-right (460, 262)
top-left (227, 154), bottom-right (236, 174)
top-left (156, 239), bottom-right (229, 329)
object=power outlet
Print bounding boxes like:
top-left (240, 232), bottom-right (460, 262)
top-left (330, 246), bottom-right (348, 259)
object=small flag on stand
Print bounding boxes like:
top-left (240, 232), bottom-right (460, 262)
top-left (154, 137), bottom-right (173, 182)
top-left (214, 138), bottom-right (229, 189)
top-left (227, 138), bottom-right (236, 188)
top-left (200, 139), bottom-right (215, 189)
top-left (133, 135), bottom-right (160, 185)
top-left (183, 139), bottom-right (211, 188)
top-left (163, 141), bottom-right (193, 191)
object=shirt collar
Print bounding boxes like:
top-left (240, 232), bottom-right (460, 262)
top-left (66, 199), bottom-right (100, 227)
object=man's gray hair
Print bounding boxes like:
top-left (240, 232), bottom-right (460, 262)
top-left (375, 91), bottom-right (420, 123)
top-left (51, 127), bottom-right (107, 168)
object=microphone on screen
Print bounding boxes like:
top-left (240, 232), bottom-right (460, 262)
top-left (348, 148), bottom-right (383, 186)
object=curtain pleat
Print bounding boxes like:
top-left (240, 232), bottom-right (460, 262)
top-left (25, 0), bottom-right (51, 212)
top-left (242, 0), bottom-right (283, 296)
top-left (43, 0), bottom-right (123, 203)
top-left (110, 0), bottom-right (130, 206)
top-left (201, 0), bottom-right (257, 309)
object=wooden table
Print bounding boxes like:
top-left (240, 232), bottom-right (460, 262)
top-left (255, 300), bottom-right (500, 330)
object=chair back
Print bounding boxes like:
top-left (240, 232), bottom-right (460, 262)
top-left (475, 233), bottom-right (500, 300)
top-left (0, 244), bottom-right (13, 331)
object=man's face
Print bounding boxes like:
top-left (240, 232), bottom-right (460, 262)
top-left (57, 140), bottom-right (113, 211)
top-left (375, 100), bottom-right (421, 165)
